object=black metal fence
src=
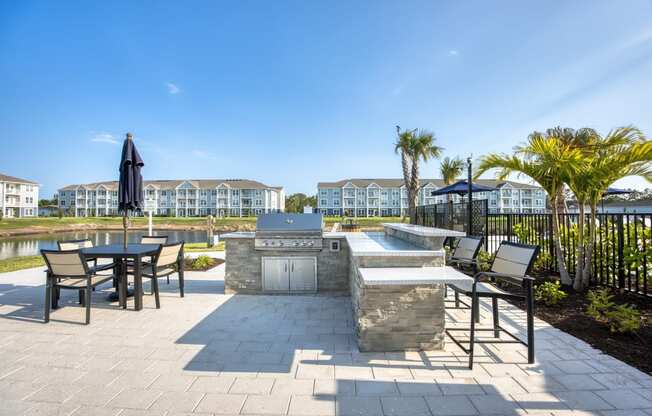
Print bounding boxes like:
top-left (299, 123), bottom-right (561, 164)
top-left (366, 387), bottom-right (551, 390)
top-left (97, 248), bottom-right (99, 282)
top-left (415, 201), bottom-right (651, 296)
top-left (414, 200), bottom-right (488, 236)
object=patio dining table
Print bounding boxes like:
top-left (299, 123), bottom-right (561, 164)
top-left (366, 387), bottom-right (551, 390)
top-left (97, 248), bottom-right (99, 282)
top-left (80, 243), bottom-right (168, 311)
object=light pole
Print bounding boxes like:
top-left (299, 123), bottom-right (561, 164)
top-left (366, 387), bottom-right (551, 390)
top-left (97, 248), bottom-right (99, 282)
top-left (467, 156), bottom-right (473, 235)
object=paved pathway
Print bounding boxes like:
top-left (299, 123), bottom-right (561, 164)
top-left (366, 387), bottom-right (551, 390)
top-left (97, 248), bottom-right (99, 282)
top-left (0, 263), bottom-right (651, 415)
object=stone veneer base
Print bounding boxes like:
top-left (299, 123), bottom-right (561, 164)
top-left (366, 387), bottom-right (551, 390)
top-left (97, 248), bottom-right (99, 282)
top-left (350, 255), bottom-right (446, 351)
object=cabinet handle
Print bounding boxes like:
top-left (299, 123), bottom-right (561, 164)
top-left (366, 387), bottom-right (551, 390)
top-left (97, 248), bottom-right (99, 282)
top-left (284, 263), bottom-right (287, 272)
top-left (291, 262), bottom-right (294, 272)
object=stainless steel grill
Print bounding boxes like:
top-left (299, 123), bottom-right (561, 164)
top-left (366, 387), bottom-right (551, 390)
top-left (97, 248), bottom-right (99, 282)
top-left (254, 213), bottom-right (324, 251)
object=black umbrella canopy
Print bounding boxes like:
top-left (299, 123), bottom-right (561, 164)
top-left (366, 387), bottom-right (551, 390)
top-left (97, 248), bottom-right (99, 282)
top-left (118, 132), bottom-right (144, 248)
top-left (602, 187), bottom-right (633, 197)
top-left (431, 180), bottom-right (497, 196)
top-left (118, 132), bottom-right (145, 213)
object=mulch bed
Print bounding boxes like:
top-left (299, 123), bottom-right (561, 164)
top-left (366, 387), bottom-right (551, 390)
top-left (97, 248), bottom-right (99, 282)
top-left (507, 283), bottom-right (652, 375)
top-left (183, 257), bottom-right (224, 271)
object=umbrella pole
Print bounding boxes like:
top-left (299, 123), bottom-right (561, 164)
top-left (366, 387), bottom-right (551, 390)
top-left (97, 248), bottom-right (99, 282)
top-left (123, 209), bottom-right (128, 249)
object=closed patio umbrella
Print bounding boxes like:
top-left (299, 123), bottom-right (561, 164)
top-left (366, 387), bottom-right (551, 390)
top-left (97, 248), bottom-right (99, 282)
top-left (118, 132), bottom-right (144, 248)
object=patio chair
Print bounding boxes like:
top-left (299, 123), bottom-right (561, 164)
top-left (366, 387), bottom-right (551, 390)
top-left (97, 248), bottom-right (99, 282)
top-left (138, 235), bottom-right (169, 280)
top-left (445, 236), bottom-right (483, 308)
top-left (41, 249), bottom-right (117, 324)
top-left (58, 239), bottom-right (115, 273)
top-left (445, 241), bottom-right (539, 369)
top-left (135, 241), bottom-right (185, 308)
top-left (140, 235), bottom-right (169, 245)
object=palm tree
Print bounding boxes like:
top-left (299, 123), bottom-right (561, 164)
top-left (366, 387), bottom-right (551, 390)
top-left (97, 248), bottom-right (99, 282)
top-left (394, 127), bottom-right (443, 223)
top-left (395, 126), bottom-right (416, 220)
top-left (440, 157), bottom-right (464, 202)
top-left (475, 135), bottom-right (584, 285)
top-left (576, 127), bottom-right (652, 290)
top-left (545, 127), bottom-right (597, 215)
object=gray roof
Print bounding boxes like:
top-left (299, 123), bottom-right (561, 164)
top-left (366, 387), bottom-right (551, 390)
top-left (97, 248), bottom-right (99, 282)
top-left (59, 179), bottom-right (282, 191)
top-left (316, 178), bottom-right (540, 190)
top-left (0, 173), bottom-right (38, 185)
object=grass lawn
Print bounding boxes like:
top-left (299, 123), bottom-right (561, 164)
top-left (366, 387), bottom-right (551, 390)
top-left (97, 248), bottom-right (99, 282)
top-left (0, 244), bottom-right (224, 274)
top-left (0, 216), bottom-right (256, 231)
top-left (185, 241), bottom-right (225, 252)
top-left (0, 255), bottom-right (45, 273)
top-left (322, 216), bottom-right (405, 226)
top-left (0, 215), bottom-right (403, 234)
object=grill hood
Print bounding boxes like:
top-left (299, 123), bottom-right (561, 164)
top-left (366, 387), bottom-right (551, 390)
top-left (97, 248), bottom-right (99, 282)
top-left (256, 213), bottom-right (323, 233)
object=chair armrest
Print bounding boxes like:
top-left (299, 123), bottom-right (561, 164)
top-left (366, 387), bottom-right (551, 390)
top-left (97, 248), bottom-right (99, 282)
top-left (477, 271), bottom-right (534, 286)
top-left (449, 258), bottom-right (479, 273)
top-left (449, 257), bottom-right (478, 265)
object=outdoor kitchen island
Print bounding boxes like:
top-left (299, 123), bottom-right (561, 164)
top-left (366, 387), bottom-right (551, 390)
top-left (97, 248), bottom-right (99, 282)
top-left (223, 215), bottom-right (470, 352)
top-left (347, 224), bottom-right (469, 351)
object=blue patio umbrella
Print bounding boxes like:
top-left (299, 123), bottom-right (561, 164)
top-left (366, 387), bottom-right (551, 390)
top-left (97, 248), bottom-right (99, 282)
top-left (118, 132), bottom-right (144, 248)
top-left (602, 187), bottom-right (633, 197)
top-left (431, 180), bottom-right (497, 197)
top-left (431, 159), bottom-right (498, 234)
top-left (600, 187), bottom-right (633, 213)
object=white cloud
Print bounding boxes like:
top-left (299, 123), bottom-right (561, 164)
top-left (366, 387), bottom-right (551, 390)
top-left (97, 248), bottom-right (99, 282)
top-left (448, 50), bottom-right (459, 56)
top-left (166, 82), bottom-right (181, 94)
top-left (90, 132), bottom-right (119, 145)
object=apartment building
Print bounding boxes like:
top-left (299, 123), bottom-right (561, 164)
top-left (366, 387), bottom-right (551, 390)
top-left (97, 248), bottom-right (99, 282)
top-left (58, 179), bottom-right (284, 217)
top-left (0, 173), bottom-right (39, 218)
top-left (316, 178), bottom-right (547, 217)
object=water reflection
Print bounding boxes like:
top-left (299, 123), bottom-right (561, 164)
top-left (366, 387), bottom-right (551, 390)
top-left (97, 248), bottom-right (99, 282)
top-left (0, 230), bottom-right (212, 260)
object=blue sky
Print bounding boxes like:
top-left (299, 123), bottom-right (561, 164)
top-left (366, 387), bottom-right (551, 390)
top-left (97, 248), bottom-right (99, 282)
top-left (1, 1), bottom-right (651, 198)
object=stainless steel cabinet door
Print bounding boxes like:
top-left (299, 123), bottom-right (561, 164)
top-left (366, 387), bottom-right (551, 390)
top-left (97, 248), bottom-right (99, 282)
top-left (289, 258), bottom-right (317, 292)
top-left (262, 258), bottom-right (289, 292)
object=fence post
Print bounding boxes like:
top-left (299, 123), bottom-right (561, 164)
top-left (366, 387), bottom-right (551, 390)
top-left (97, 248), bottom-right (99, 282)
top-left (548, 213), bottom-right (555, 274)
top-left (507, 214), bottom-right (513, 242)
top-left (484, 200), bottom-right (488, 239)
top-left (617, 215), bottom-right (625, 290)
top-left (434, 204), bottom-right (438, 228)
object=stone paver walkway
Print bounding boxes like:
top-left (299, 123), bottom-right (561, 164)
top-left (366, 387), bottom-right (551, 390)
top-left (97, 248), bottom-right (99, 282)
top-left (0, 263), bottom-right (651, 416)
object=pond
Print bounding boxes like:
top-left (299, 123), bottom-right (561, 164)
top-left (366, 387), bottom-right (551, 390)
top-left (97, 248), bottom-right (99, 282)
top-left (0, 230), bottom-right (212, 260)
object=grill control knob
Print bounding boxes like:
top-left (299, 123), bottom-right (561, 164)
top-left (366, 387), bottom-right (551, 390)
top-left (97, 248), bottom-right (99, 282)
top-left (278, 241), bottom-right (283, 246)
top-left (293, 242), bottom-right (299, 247)
top-left (308, 242), bottom-right (314, 247)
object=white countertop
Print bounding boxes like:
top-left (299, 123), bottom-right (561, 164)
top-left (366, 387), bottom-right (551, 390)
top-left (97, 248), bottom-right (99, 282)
top-left (358, 266), bottom-right (473, 286)
top-left (222, 231), bottom-right (255, 239)
top-left (383, 223), bottom-right (466, 238)
top-left (345, 232), bottom-right (443, 257)
top-left (323, 232), bottom-right (347, 239)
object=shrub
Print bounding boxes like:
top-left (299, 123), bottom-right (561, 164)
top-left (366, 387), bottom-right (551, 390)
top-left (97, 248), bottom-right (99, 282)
top-left (476, 250), bottom-right (493, 271)
top-left (191, 255), bottom-right (214, 270)
top-left (534, 281), bottom-right (567, 306)
top-left (586, 288), bottom-right (615, 320)
top-left (605, 304), bottom-right (641, 334)
top-left (586, 288), bottom-right (641, 334)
